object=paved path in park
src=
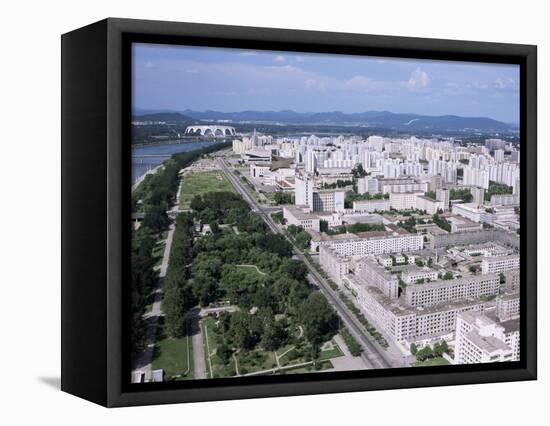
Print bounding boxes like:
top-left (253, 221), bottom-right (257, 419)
top-left (190, 311), bottom-right (207, 380)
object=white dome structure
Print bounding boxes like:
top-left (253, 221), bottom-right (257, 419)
top-left (184, 125), bottom-right (236, 136)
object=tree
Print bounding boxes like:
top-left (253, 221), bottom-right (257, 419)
top-left (410, 343), bottom-right (418, 355)
top-left (191, 271), bottom-right (218, 307)
top-left (163, 284), bottom-right (188, 338)
top-left (427, 257), bottom-right (433, 267)
top-left (352, 164), bottom-right (368, 178)
top-left (229, 311), bottom-right (262, 350)
top-left (261, 321), bottom-right (287, 351)
top-left (273, 192), bottom-right (294, 205)
top-left (499, 272), bottom-right (506, 284)
top-left (320, 219), bottom-right (329, 233)
top-left (298, 293), bottom-right (339, 344)
top-left (416, 345), bottom-right (433, 362)
top-left (433, 340), bottom-right (449, 357)
top-left (294, 231), bottom-right (312, 250)
top-left (216, 342), bottom-right (232, 363)
top-left (443, 271), bottom-right (454, 280)
top-left (142, 204), bottom-right (170, 233)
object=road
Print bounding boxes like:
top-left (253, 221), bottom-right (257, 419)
top-left (218, 158), bottom-right (396, 369)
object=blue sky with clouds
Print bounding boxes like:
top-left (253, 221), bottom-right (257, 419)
top-left (133, 43), bottom-right (520, 123)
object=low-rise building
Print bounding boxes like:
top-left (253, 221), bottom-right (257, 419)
top-left (401, 265), bottom-right (438, 284)
top-left (283, 205), bottom-right (320, 232)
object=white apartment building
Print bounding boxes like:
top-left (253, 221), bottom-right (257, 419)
top-left (283, 205), bottom-right (320, 232)
top-left (312, 189), bottom-right (345, 212)
top-left (481, 254), bottom-right (520, 274)
top-left (452, 203), bottom-right (488, 223)
top-left (416, 195), bottom-right (443, 215)
top-left (401, 266), bottom-right (438, 284)
top-left (405, 274), bottom-right (500, 307)
top-left (470, 187), bottom-right (485, 207)
top-left (355, 258), bottom-right (399, 299)
top-left (319, 229), bottom-right (423, 257)
top-left (454, 311), bottom-right (518, 364)
top-left (294, 174), bottom-right (313, 207)
top-left (232, 137), bottom-right (253, 154)
top-left (353, 199), bottom-right (391, 213)
top-left (496, 291), bottom-right (520, 321)
top-left (390, 191), bottom-right (424, 210)
top-left (319, 244), bottom-right (350, 286)
top-left (344, 274), bottom-right (486, 343)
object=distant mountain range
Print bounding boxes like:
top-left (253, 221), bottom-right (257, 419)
top-left (133, 109), bottom-right (516, 132)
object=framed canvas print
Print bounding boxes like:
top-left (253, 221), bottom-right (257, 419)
top-left (61, 18), bottom-right (537, 407)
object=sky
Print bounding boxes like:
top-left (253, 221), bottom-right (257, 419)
top-left (133, 43), bottom-right (520, 123)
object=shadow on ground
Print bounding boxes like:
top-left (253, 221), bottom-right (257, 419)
top-left (38, 377), bottom-right (61, 389)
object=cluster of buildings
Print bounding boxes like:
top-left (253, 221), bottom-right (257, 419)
top-left (230, 131), bottom-right (521, 366)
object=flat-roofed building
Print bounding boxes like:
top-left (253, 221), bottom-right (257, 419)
top-left (454, 311), bottom-right (518, 364)
top-left (448, 216), bottom-right (482, 233)
top-left (312, 189), bottom-right (345, 212)
top-left (283, 205), bottom-right (320, 232)
top-left (504, 270), bottom-right (520, 292)
top-left (416, 195), bottom-right (443, 215)
top-left (343, 274), bottom-right (486, 343)
top-left (319, 244), bottom-right (350, 286)
top-left (405, 274), bottom-right (500, 307)
top-left (353, 199), bottom-right (391, 213)
top-left (356, 258), bottom-right (399, 299)
top-left (496, 291), bottom-right (520, 321)
top-left (319, 227), bottom-right (423, 257)
top-left (481, 254), bottom-right (520, 274)
top-left (452, 203), bottom-right (488, 223)
top-left (390, 191), bottom-right (423, 210)
top-left (401, 265), bottom-right (438, 284)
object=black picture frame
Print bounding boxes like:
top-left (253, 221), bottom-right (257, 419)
top-left (61, 17), bottom-right (537, 407)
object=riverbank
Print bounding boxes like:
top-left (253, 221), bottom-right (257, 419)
top-left (132, 164), bottom-right (162, 193)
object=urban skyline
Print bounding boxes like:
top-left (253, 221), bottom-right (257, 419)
top-left (130, 43), bottom-right (521, 384)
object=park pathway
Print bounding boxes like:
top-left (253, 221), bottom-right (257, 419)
top-left (190, 312), bottom-right (207, 380)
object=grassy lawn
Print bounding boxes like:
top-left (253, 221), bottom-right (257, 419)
top-left (151, 321), bottom-right (194, 380)
top-left (202, 316), bottom-right (237, 378)
top-left (179, 171), bottom-right (235, 209)
top-left (414, 357), bottom-right (450, 367)
top-left (318, 342), bottom-right (344, 361)
top-left (235, 264), bottom-right (266, 277)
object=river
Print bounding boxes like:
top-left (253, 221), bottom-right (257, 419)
top-left (132, 140), bottom-right (224, 183)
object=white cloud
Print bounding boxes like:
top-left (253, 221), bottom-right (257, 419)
top-left (494, 77), bottom-right (517, 90)
top-left (240, 51), bottom-right (259, 56)
top-left (406, 67), bottom-right (430, 89)
top-left (274, 55), bottom-right (286, 62)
